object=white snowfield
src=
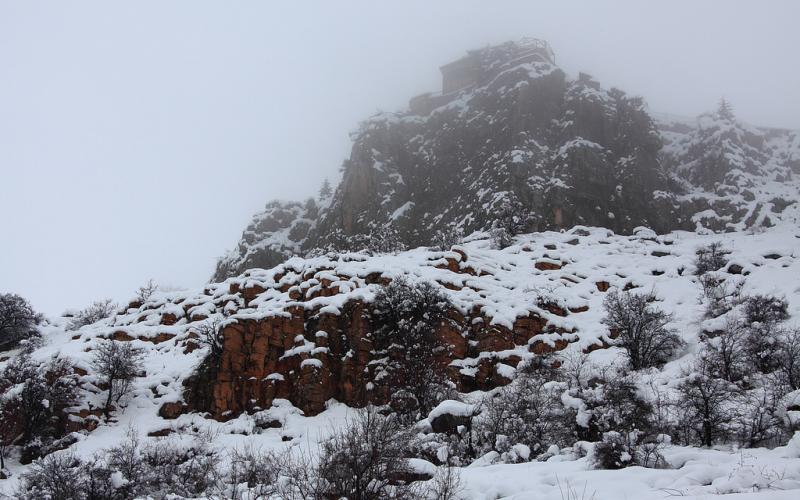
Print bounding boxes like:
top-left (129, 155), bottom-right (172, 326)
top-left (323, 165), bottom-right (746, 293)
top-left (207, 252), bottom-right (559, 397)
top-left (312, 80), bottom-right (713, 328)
top-left (2, 211), bottom-right (800, 498)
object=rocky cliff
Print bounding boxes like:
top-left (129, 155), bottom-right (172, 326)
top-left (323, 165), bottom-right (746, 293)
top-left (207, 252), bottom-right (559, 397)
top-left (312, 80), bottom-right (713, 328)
top-left (213, 38), bottom-right (799, 282)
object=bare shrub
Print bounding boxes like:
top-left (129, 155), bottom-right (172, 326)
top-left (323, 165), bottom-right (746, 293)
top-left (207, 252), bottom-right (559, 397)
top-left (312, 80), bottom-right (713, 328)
top-left (476, 373), bottom-right (572, 458)
top-left (68, 299), bottom-right (118, 331)
top-left (17, 452), bottom-right (85, 500)
top-left (694, 241), bottom-right (728, 275)
top-left (742, 294), bottom-right (789, 325)
top-left (699, 274), bottom-right (744, 318)
top-left (732, 386), bottom-right (786, 448)
top-left (316, 406), bottom-right (415, 500)
top-left (367, 224), bottom-right (407, 254)
top-left (135, 279), bottom-right (159, 303)
top-left (371, 277), bottom-right (455, 419)
top-left (676, 358), bottom-right (739, 446)
top-left (777, 328), bottom-right (800, 391)
top-left (426, 465), bottom-right (464, 499)
top-left (602, 289), bottom-right (683, 370)
top-left (91, 340), bottom-right (144, 418)
top-left (227, 445), bottom-right (283, 499)
top-left (0, 293), bottom-right (42, 351)
top-left (195, 318), bottom-right (224, 364)
top-left (701, 317), bottom-right (748, 383)
top-left (431, 227), bottom-right (464, 251)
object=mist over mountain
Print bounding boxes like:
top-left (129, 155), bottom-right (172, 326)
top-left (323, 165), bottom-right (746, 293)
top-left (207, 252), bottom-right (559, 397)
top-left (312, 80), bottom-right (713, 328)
top-left (214, 39), bottom-right (799, 281)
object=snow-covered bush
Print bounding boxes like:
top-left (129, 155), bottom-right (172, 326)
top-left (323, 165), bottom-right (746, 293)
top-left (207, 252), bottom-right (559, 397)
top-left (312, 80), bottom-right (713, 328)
top-left (19, 432), bottom-right (223, 499)
top-left (489, 196), bottom-right (530, 249)
top-left (575, 371), bottom-right (655, 442)
top-left (777, 328), bottom-right (800, 391)
top-left (676, 358), bottom-right (739, 446)
top-left (67, 299), bottom-right (119, 331)
top-left (701, 317), bottom-right (749, 383)
top-left (602, 289), bottom-right (683, 370)
top-left (738, 295), bottom-right (789, 373)
top-left (16, 451), bottom-right (86, 500)
top-left (0, 354), bottom-right (78, 468)
top-left (0, 293), bottom-right (42, 351)
top-left (590, 431), bottom-right (667, 470)
top-left (316, 406), bottom-right (416, 500)
top-left (91, 340), bottom-right (144, 418)
top-left (476, 373), bottom-right (572, 459)
top-left (366, 224), bottom-right (407, 254)
top-left (227, 445), bottom-right (284, 499)
top-left (134, 279), bottom-right (159, 304)
top-left (371, 277), bottom-right (455, 419)
top-left (732, 386), bottom-right (787, 448)
top-left (742, 294), bottom-right (789, 325)
top-left (694, 241), bottom-right (728, 275)
top-left (699, 274), bottom-right (744, 318)
top-left (431, 226), bottom-right (464, 251)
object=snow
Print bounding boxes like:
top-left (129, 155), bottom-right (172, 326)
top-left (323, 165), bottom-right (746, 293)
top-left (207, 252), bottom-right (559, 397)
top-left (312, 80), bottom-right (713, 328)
top-left (428, 400), bottom-right (478, 421)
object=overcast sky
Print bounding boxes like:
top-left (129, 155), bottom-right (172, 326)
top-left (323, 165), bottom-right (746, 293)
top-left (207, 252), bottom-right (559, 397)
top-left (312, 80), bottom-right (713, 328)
top-left (1, 1), bottom-right (799, 315)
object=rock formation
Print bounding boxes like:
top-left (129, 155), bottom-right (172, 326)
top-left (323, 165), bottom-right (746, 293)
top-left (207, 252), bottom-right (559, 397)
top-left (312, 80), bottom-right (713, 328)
top-left (213, 39), bottom-right (799, 281)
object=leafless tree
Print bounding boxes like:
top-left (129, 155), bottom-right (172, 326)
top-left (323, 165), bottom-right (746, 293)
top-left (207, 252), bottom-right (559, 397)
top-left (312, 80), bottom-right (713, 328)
top-left (91, 340), bottom-right (144, 418)
top-left (602, 289), bottom-right (683, 370)
top-left (777, 328), bottom-right (800, 391)
top-left (676, 358), bottom-right (738, 446)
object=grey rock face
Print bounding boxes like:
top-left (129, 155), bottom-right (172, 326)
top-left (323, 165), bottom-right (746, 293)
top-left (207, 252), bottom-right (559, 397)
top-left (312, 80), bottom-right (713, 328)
top-left (213, 40), bottom-right (799, 280)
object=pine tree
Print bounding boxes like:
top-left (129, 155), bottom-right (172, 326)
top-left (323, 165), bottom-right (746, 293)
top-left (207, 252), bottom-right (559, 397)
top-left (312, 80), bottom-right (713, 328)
top-left (318, 178), bottom-right (333, 199)
top-left (716, 97), bottom-right (735, 121)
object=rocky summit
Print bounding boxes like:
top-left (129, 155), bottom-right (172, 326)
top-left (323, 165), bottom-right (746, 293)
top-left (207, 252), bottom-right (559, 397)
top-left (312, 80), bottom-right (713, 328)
top-left (213, 39), bottom-right (799, 281)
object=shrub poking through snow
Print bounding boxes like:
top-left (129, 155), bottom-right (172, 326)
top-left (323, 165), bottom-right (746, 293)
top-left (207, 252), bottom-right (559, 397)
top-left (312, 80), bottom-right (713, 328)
top-left (742, 294), bottom-right (789, 325)
top-left (0, 293), bottom-right (42, 351)
top-left (701, 316), bottom-right (749, 383)
top-left (476, 372), bottom-right (573, 459)
top-left (67, 299), bottom-right (119, 331)
top-left (694, 241), bottom-right (728, 275)
top-left (777, 328), bottom-right (800, 391)
top-left (676, 357), bottom-right (739, 446)
top-left (602, 289), bottom-right (683, 370)
top-left (316, 406), bottom-right (416, 500)
top-left (371, 277), bottom-right (455, 419)
top-left (135, 279), bottom-right (159, 304)
top-left (91, 340), bottom-right (144, 418)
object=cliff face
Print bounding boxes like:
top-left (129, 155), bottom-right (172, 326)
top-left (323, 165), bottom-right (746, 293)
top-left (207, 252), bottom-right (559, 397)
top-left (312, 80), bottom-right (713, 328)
top-left (213, 39), bottom-right (799, 281)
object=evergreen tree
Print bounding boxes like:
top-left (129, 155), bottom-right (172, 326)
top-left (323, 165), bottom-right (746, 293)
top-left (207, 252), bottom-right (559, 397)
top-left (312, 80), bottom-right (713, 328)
top-left (717, 97), bottom-right (735, 121)
top-left (318, 178), bottom-right (333, 199)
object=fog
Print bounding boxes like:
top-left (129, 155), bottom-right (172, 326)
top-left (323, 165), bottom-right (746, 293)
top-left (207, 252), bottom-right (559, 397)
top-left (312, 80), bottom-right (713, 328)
top-left (1, 1), bottom-right (798, 315)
